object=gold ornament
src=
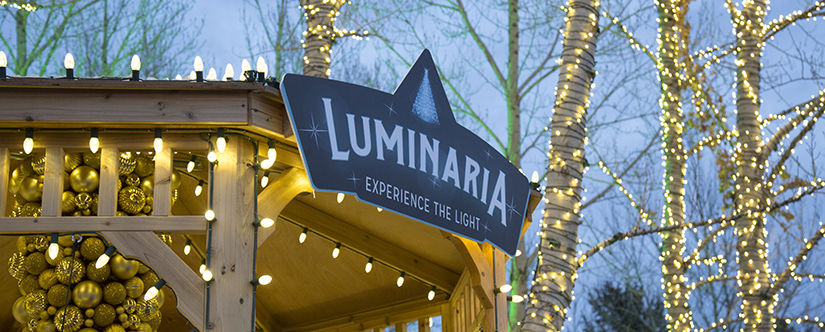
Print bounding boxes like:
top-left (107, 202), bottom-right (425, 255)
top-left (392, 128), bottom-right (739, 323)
top-left (138, 272), bottom-right (158, 290)
top-left (93, 303), bottom-right (116, 326)
top-left (24, 289), bottom-right (47, 317)
top-left (58, 235), bottom-right (74, 247)
top-left (84, 308), bottom-right (94, 318)
top-left (115, 211), bottom-right (128, 216)
top-left (70, 166), bottom-right (100, 193)
top-left (103, 324), bottom-right (126, 332)
top-left (133, 154), bottom-right (154, 177)
top-left (37, 320), bottom-right (57, 332)
top-left (117, 186), bottom-right (145, 215)
top-left (79, 238), bottom-right (105, 261)
top-left (55, 258), bottom-right (85, 285)
top-left (38, 269), bottom-right (58, 290)
top-left (137, 263), bottom-right (150, 275)
top-left (40, 310), bottom-right (50, 320)
top-left (75, 193), bottom-right (92, 210)
top-left (89, 193), bottom-right (99, 216)
top-left (117, 312), bottom-right (127, 322)
top-left (82, 152), bottom-right (101, 170)
top-left (63, 172), bottom-right (71, 193)
top-left (155, 289), bottom-right (165, 308)
top-left (15, 192), bottom-right (28, 205)
top-left (78, 329), bottom-right (96, 332)
top-left (27, 318), bottom-right (39, 332)
top-left (61, 191), bottom-right (77, 215)
top-left (20, 274), bottom-right (42, 295)
top-left (103, 282), bottom-right (126, 305)
top-left (136, 322), bottom-right (152, 332)
top-left (123, 277), bottom-right (144, 299)
top-left (25, 252), bottom-right (49, 275)
top-left (119, 153), bottom-right (136, 176)
top-left (134, 299), bottom-right (158, 321)
top-left (138, 176), bottom-right (153, 197)
top-left (54, 305), bottom-right (83, 332)
top-left (22, 202), bottom-right (42, 217)
top-left (9, 251), bottom-right (27, 280)
top-left (47, 284), bottom-right (69, 307)
top-left (124, 174), bottom-right (140, 188)
top-left (86, 261), bottom-right (110, 283)
top-left (171, 169), bottom-right (181, 189)
top-left (72, 280), bottom-right (103, 309)
top-left (146, 311), bottom-right (161, 330)
top-left (64, 153), bottom-right (83, 173)
top-left (122, 298), bottom-right (137, 314)
top-left (128, 314), bottom-right (140, 328)
top-left (116, 306), bottom-right (124, 315)
top-left (20, 175), bottom-right (44, 202)
top-left (17, 236), bottom-right (29, 253)
top-left (31, 153), bottom-right (46, 175)
top-left (172, 189), bottom-right (178, 206)
top-left (48, 306), bottom-right (56, 315)
top-left (13, 296), bottom-right (30, 323)
top-left (141, 204), bottom-right (152, 214)
top-left (10, 165), bottom-right (32, 194)
top-left (83, 319), bottom-right (94, 327)
top-left (109, 255), bottom-right (139, 280)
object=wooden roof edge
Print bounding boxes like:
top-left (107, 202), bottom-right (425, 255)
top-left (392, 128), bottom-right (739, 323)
top-left (0, 76), bottom-right (283, 98)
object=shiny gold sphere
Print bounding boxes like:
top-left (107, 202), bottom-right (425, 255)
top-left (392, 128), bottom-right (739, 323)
top-left (103, 282), bottom-right (126, 305)
top-left (20, 274), bottom-right (41, 295)
top-left (72, 280), bottom-right (103, 309)
top-left (24, 289), bottom-right (47, 318)
top-left (119, 153), bottom-right (136, 176)
top-left (93, 303), bottom-right (116, 327)
top-left (86, 261), bottom-right (111, 283)
top-left (136, 322), bottom-right (152, 332)
top-left (13, 296), bottom-right (31, 323)
top-left (134, 298), bottom-right (158, 321)
top-left (36, 320), bottom-right (57, 332)
top-left (47, 284), bottom-right (69, 307)
top-left (61, 191), bottom-right (77, 215)
top-left (89, 193), bottom-right (99, 216)
top-left (122, 298), bottom-right (137, 314)
top-left (10, 164), bottom-right (33, 194)
top-left (138, 272), bottom-right (158, 291)
top-left (64, 153), bottom-right (83, 172)
top-left (124, 173), bottom-right (141, 187)
top-left (38, 269), bottom-right (58, 290)
top-left (146, 311), bottom-right (161, 330)
top-left (70, 166), bottom-right (100, 193)
top-left (137, 263), bottom-right (150, 275)
top-left (57, 235), bottom-right (74, 247)
top-left (84, 308), bottom-right (94, 318)
top-left (55, 258), bottom-right (85, 285)
top-left (138, 176), bottom-right (153, 197)
top-left (109, 255), bottom-right (139, 280)
top-left (9, 251), bottom-right (27, 280)
top-left (54, 305), bottom-right (83, 332)
top-left (20, 175), bottom-right (44, 202)
top-left (117, 186), bottom-right (146, 215)
top-left (128, 313), bottom-right (140, 328)
top-left (171, 169), bottom-right (181, 189)
top-left (39, 310), bottom-right (50, 320)
top-left (155, 289), bottom-right (165, 308)
top-left (104, 324), bottom-right (126, 332)
top-left (21, 202), bottom-right (42, 217)
top-left (25, 252), bottom-right (48, 275)
top-left (17, 236), bottom-right (29, 253)
top-left (75, 192), bottom-right (92, 210)
top-left (82, 152), bottom-right (101, 170)
top-left (133, 154), bottom-right (154, 177)
top-left (79, 238), bottom-right (105, 261)
top-left (115, 211), bottom-right (128, 216)
top-left (123, 277), bottom-right (144, 299)
top-left (31, 153), bottom-right (46, 175)
top-left (83, 319), bottom-right (94, 327)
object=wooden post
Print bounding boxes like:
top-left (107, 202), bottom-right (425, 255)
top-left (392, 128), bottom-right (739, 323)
top-left (395, 323), bottom-right (407, 332)
top-left (153, 147), bottom-right (173, 216)
top-left (373, 327), bottom-right (385, 332)
top-left (418, 318), bottom-right (431, 332)
top-left (98, 148), bottom-right (119, 216)
top-left (42, 148), bottom-right (65, 217)
top-left (208, 137), bottom-right (256, 332)
top-left (0, 148), bottom-right (9, 216)
top-left (440, 303), bottom-right (453, 332)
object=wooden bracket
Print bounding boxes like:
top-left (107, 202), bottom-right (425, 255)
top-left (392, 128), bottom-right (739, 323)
top-left (443, 232), bottom-right (494, 309)
top-left (256, 167), bottom-right (312, 247)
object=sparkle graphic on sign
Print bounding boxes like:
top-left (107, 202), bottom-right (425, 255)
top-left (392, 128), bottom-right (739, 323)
top-left (481, 221), bottom-right (491, 235)
top-left (346, 172), bottom-right (361, 188)
top-left (484, 148), bottom-right (494, 161)
top-left (429, 175), bottom-right (441, 189)
top-left (384, 102), bottom-right (398, 117)
top-left (411, 68), bottom-right (440, 125)
top-left (298, 113), bottom-right (328, 148)
top-left (506, 196), bottom-right (522, 222)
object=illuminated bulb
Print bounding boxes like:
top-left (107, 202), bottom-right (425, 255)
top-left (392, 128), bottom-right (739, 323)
top-left (187, 156), bottom-right (196, 172)
top-left (206, 68), bottom-right (217, 81)
top-left (193, 56), bottom-right (203, 72)
top-left (89, 128), bottom-right (99, 153)
top-left (207, 150), bottom-right (217, 163)
top-left (256, 56), bottom-right (266, 73)
top-left (332, 243), bottom-right (341, 258)
top-left (397, 272), bottom-right (405, 287)
top-left (257, 275), bottom-right (272, 286)
top-left (365, 258), bottom-right (373, 273)
top-left (260, 158), bottom-right (274, 169)
top-left (184, 241), bottom-right (191, 255)
top-left (153, 129), bottom-right (163, 153)
top-left (428, 286), bottom-right (436, 301)
top-left (23, 129), bottom-right (33, 154)
top-left (261, 171), bottom-right (270, 188)
top-left (337, 193), bottom-right (344, 203)
top-left (205, 209), bottom-right (215, 221)
top-left (48, 233), bottom-right (59, 260)
top-left (515, 249), bottom-right (522, 257)
top-left (498, 284), bottom-right (512, 293)
top-left (202, 270), bottom-right (213, 282)
top-left (131, 54), bottom-right (141, 71)
top-left (216, 129), bottom-right (226, 153)
top-left (511, 295), bottom-right (524, 303)
top-left (175, 74), bottom-right (182, 80)
top-left (377, 207), bottom-right (382, 212)
top-left (259, 218), bottom-right (274, 228)
top-left (267, 144), bottom-right (277, 161)
top-left (143, 280), bottom-right (165, 300)
top-left (299, 228), bottom-right (308, 243)
top-left (189, 71), bottom-right (196, 79)
top-left (95, 246), bottom-right (116, 269)
top-left (531, 171), bottom-right (539, 183)
top-left (224, 63), bottom-right (234, 81)
top-left (0, 50), bottom-right (6, 67)
top-left (241, 59), bottom-right (251, 72)
top-left (64, 53), bottom-right (75, 69)
top-left (199, 262), bottom-right (206, 274)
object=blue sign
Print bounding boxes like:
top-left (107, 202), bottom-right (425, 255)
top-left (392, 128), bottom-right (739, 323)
top-left (280, 50), bottom-right (530, 256)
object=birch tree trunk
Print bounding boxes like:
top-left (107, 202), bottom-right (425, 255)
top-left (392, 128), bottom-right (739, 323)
top-left (300, 0), bottom-right (344, 78)
top-left (522, 0), bottom-right (599, 330)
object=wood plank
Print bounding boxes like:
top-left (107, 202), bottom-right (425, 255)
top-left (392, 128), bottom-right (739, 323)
top-left (256, 168), bottom-right (312, 246)
top-left (0, 132), bottom-right (210, 151)
top-left (396, 323), bottom-right (407, 332)
top-left (419, 318), bottom-right (431, 332)
top-left (256, 142), bottom-right (304, 170)
top-left (153, 147), bottom-right (172, 216)
top-left (286, 298), bottom-right (446, 332)
top-left (1, 148), bottom-right (10, 215)
top-left (42, 148), bottom-right (65, 217)
top-left (281, 201), bottom-right (461, 293)
top-left (373, 328), bottom-right (385, 332)
top-left (102, 231), bottom-right (205, 331)
top-left (98, 148), bottom-right (119, 216)
top-left (444, 233), bottom-right (494, 309)
top-left (440, 304), bottom-right (453, 332)
top-left (208, 137), bottom-right (256, 332)
top-left (249, 92), bottom-right (286, 137)
top-left (0, 216), bottom-right (206, 233)
top-left (493, 250), bottom-right (507, 332)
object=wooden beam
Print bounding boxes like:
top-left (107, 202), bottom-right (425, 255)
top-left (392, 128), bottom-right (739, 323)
top-left (102, 231), bottom-right (205, 331)
top-left (256, 168), bottom-right (312, 246)
top-left (98, 148), bottom-right (119, 216)
top-left (281, 201), bottom-right (461, 292)
top-left (207, 137), bottom-right (256, 332)
top-left (0, 132), bottom-right (209, 151)
top-left (153, 147), bottom-right (173, 216)
top-left (444, 233), bottom-right (494, 309)
top-left (249, 92), bottom-right (286, 138)
top-left (256, 143), bottom-right (304, 170)
top-left (0, 216), bottom-right (206, 234)
top-left (41, 148), bottom-right (65, 217)
top-left (286, 298), bottom-right (446, 332)
top-left (418, 318), bottom-right (431, 332)
top-left (0, 148), bottom-right (8, 215)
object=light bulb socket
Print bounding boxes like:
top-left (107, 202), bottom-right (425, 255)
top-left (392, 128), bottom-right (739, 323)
top-left (0, 67), bottom-right (6, 79)
top-left (155, 128), bottom-right (162, 139)
top-left (197, 179), bottom-right (205, 187)
top-left (25, 128), bottom-right (33, 139)
top-left (66, 68), bottom-right (74, 80)
top-left (103, 246), bottom-right (115, 257)
top-left (91, 128), bottom-right (99, 138)
top-left (153, 279), bottom-right (166, 290)
top-left (50, 233), bottom-right (58, 244)
top-left (257, 72), bottom-right (265, 82)
top-left (217, 128), bottom-right (225, 139)
top-left (131, 70), bottom-right (140, 81)
top-left (244, 70), bottom-right (255, 82)
top-left (529, 182), bottom-right (540, 191)
top-left (196, 71), bottom-right (203, 82)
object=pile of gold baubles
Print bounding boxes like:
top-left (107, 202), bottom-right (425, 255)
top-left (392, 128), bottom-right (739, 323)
top-left (8, 151), bottom-right (181, 217)
top-left (9, 235), bottom-right (166, 332)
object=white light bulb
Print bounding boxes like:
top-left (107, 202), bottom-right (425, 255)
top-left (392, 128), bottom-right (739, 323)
top-left (175, 74), bottom-right (182, 80)
top-left (48, 243), bottom-right (59, 260)
top-left (202, 270), bottom-right (213, 281)
top-left (241, 59), bottom-right (251, 72)
top-left (207, 151), bottom-right (217, 162)
top-left (428, 289), bottom-right (435, 301)
top-left (187, 160), bottom-right (195, 173)
top-left (194, 56), bottom-right (203, 72)
top-left (144, 286), bottom-right (159, 300)
top-left (397, 273), bottom-right (405, 287)
top-left (256, 56), bottom-right (266, 73)
top-left (153, 137), bottom-right (163, 154)
top-left (199, 264), bottom-right (206, 274)
top-left (260, 218), bottom-right (274, 228)
top-left (131, 54), bottom-right (141, 71)
top-left (216, 136), bottom-right (226, 153)
top-left (23, 137), bottom-right (33, 154)
top-left (531, 171), bottom-right (539, 183)
top-left (299, 230), bottom-right (307, 243)
top-left (89, 137), bottom-right (99, 153)
top-left (260, 158), bottom-right (274, 170)
top-left (205, 209), bottom-right (215, 221)
top-left (332, 246), bottom-right (340, 258)
top-left (267, 147), bottom-right (276, 161)
top-left (258, 275), bottom-right (272, 286)
top-left (499, 284), bottom-right (512, 293)
top-left (261, 175), bottom-right (269, 188)
top-left (515, 249), bottom-right (522, 257)
top-left (0, 51), bottom-right (7, 67)
top-left (95, 254), bottom-right (109, 269)
top-left (206, 68), bottom-right (217, 81)
top-left (189, 71), bottom-right (196, 79)
top-left (377, 207), bottom-right (382, 212)
top-left (337, 193), bottom-right (344, 203)
top-left (184, 244), bottom-right (191, 255)
top-left (194, 184), bottom-right (202, 197)
top-left (365, 259), bottom-right (373, 273)
top-left (224, 63), bottom-right (234, 81)
top-left (64, 53), bottom-right (75, 69)
top-left (511, 295), bottom-right (525, 303)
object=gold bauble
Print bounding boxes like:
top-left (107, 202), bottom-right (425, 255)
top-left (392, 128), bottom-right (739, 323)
top-left (172, 189), bottom-right (178, 206)
top-left (146, 311), bottom-right (161, 330)
top-left (70, 166), bottom-right (100, 193)
top-left (40, 310), bottom-right (50, 320)
top-left (13, 296), bottom-right (31, 323)
top-left (63, 172), bottom-right (71, 193)
top-left (58, 235), bottom-right (74, 247)
top-left (20, 175), bottom-right (44, 202)
top-left (84, 308), bottom-right (94, 318)
top-left (136, 322), bottom-right (152, 332)
top-left (9, 251), bottom-right (27, 280)
top-left (82, 152), bottom-right (101, 170)
top-left (75, 192), bottom-right (92, 210)
top-left (79, 238), bottom-right (105, 261)
top-left (78, 328), bottom-right (96, 332)
top-left (27, 318), bottom-right (39, 332)
top-left (116, 306), bottom-right (124, 315)
top-left (37, 320), bottom-right (57, 332)
top-left (83, 319), bottom-right (93, 327)
top-left (133, 154), bottom-right (154, 177)
top-left (15, 192), bottom-right (28, 205)
top-left (10, 165), bottom-right (32, 194)
top-left (103, 324), bottom-right (126, 332)
top-left (48, 306), bottom-right (56, 315)
top-left (89, 194), bottom-right (98, 216)
top-left (115, 211), bottom-right (128, 216)
top-left (86, 261), bottom-right (110, 283)
top-left (25, 252), bottom-right (49, 275)
top-left (17, 236), bottom-right (29, 253)
top-left (22, 202), bottom-right (42, 217)
top-left (117, 187), bottom-right (145, 215)
top-left (24, 289), bottom-right (48, 317)
top-left (72, 280), bottom-right (103, 309)
top-left (31, 153), bottom-right (46, 175)
top-left (38, 269), bottom-right (58, 290)
top-left (109, 255), bottom-right (139, 280)
top-left (123, 277), bottom-right (144, 299)
top-left (138, 272), bottom-right (158, 291)
top-left (128, 313), bottom-right (140, 328)
top-left (122, 298), bottom-right (137, 314)
top-left (141, 204), bottom-right (152, 214)
top-left (47, 284), bottom-right (69, 307)
top-left (155, 289), bottom-right (165, 308)
top-left (20, 274), bottom-right (42, 295)
top-left (31, 235), bottom-right (49, 251)
top-left (64, 153), bottom-right (83, 172)
top-left (93, 303), bottom-right (116, 326)
top-left (138, 176), bottom-right (153, 197)
top-left (103, 282), bottom-right (126, 305)
top-left (134, 299), bottom-right (158, 321)
top-left (124, 173), bottom-right (141, 187)
top-left (54, 305), bottom-right (83, 332)
top-left (117, 312), bottom-right (127, 322)
top-left (118, 153), bottom-right (136, 176)
top-left (61, 191), bottom-right (77, 215)
top-left (170, 169), bottom-right (181, 189)
top-left (55, 258), bottom-right (85, 285)
top-left (137, 263), bottom-right (150, 275)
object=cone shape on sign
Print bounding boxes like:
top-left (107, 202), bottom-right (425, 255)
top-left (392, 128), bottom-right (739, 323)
top-left (412, 68), bottom-right (439, 125)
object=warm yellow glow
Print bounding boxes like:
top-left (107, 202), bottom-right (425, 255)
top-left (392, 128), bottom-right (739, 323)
top-left (184, 244), bottom-right (191, 255)
top-left (332, 245), bottom-right (340, 258)
top-left (207, 151), bottom-right (217, 163)
top-left (258, 275), bottom-right (272, 286)
top-left (260, 174), bottom-right (269, 188)
top-left (268, 147), bottom-right (277, 161)
top-left (48, 243), bottom-right (59, 260)
top-left (241, 59), bottom-right (251, 72)
top-left (428, 289), bottom-right (435, 301)
top-left (365, 258), bottom-right (373, 273)
top-left (23, 137), bottom-right (33, 154)
top-left (216, 136), bottom-right (226, 153)
top-left (131, 54), bottom-right (141, 71)
top-left (299, 229), bottom-right (307, 243)
top-left (195, 183), bottom-right (203, 197)
top-left (499, 284), bottom-right (512, 293)
top-left (0, 51), bottom-right (6, 67)
top-left (397, 272), bottom-right (405, 287)
top-left (144, 286), bottom-right (159, 301)
top-left (89, 137), bottom-right (99, 153)
top-left (202, 270), bottom-right (213, 281)
top-left (205, 210), bottom-right (215, 221)
top-left (260, 158), bottom-right (274, 169)
top-left (206, 68), bottom-right (217, 81)
top-left (194, 56), bottom-right (204, 72)
top-left (153, 137), bottom-right (163, 154)
top-left (531, 171), bottom-right (539, 183)
top-left (256, 56), bottom-right (267, 73)
top-left (224, 63), bottom-right (234, 81)
top-left (260, 218), bottom-right (274, 228)
top-left (337, 192), bottom-right (344, 203)
top-left (64, 53), bottom-right (74, 69)
top-left (199, 264), bottom-right (206, 274)
top-left (512, 295), bottom-right (525, 303)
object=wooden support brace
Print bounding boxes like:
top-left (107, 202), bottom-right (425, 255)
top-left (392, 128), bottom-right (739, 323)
top-left (256, 167), bottom-right (312, 246)
top-left (440, 303), bottom-right (453, 332)
top-left (419, 318), bottom-right (431, 332)
top-left (42, 148), bottom-right (65, 217)
top-left (102, 231), bottom-right (205, 332)
top-left (154, 147), bottom-right (173, 216)
top-left (444, 233), bottom-right (494, 309)
top-left (1, 148), bottom-right (10, 215)
top-left (98, 148), bottom-right (119, 216)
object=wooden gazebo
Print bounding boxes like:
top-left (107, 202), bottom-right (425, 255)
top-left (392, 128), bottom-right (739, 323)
top-left (0, 76), bottom-right (539, 332)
